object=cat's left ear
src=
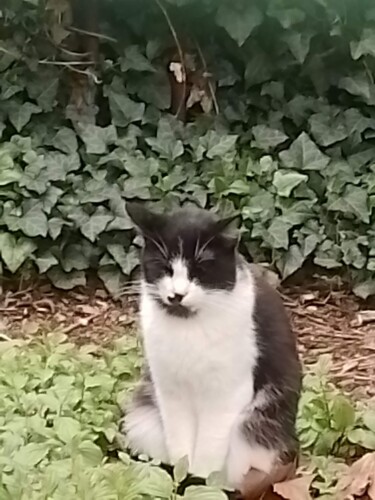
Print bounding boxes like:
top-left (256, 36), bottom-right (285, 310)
top-left (215, 214), bottom-right (240, 248)
top-left (126, 202), bottom-right (164, 235)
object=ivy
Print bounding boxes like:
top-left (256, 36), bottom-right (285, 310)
top-left (0, 0), bottom-right (374, 296)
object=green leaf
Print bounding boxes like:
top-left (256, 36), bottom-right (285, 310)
top-left (330, 396), bottom-right (355, 432)
top-left (80, 213), bottom-right (113, 242)
top-left (314, 240), bottom-right (342, 269)
top-left (98, 265), bottom-right (127, 296)
top-left (273, 170), bottom-right (308, 197)
top-left (353, 280), bottom-right (375, 299)
top-left (26, 73), bottom-right (59, 111)
top-left (350, 29), bottom-right (375, 60)
top-left (48, 268), bottom-right (86, 290)
top-left (279, 132), bottom-right (329, 171)
top-left (54, 416), bottom-right (81, 444)
top-left (281, 245), bottom-right (305, 279)
top-left (107, 244), bottom-right (139, 275)
top-left (8, 101), bottom-right (41, 132)
top-left (363, 410), bottom-right (375, 433)
top-left (146, 117), bottom-right (184, 160)
top-left (120, 45), bottom-right (155, 72)
top-left (19, 205), bottom-right (49, 237)
top-left (283, 31), bottom-right (312, 63)
top-left (173, 455), bottom-right (189, 483)
top-left (216, 3), bottom-right (263, 46)
top-left (252, 125), bottom-right (288, 151)
top-left (105, 85), bottom-right (145, 127)
top-left (267, 217), bottom-right (290, 249)
top-left (0, 232), bottom-right (36, 273)
top-left (76, 123), bottom-right (117, 155)
top-left (329, 186), bottom-right (370, 223)
top-left (206, 133), bottom-right (238, 159)
top-left (52, 127), bottom-right (78, 154)
top-left (339, 73), bottom-right (371, 101)
top-left (13, 443), bottom-right (49, 468)
top-left (78, 441), bottom-right (103, 466)
top-left (183, 486), bottom-right (227, 500)
top-left (309, 113), bottom-right (348, 147)
top-left (62, 244), bottom-right (90, 272)
top-left (35, 251), bottom-right (59, 273)
top-left (348, 428), bottom-right (375, 450)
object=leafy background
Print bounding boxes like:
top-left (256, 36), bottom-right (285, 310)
top-left (1, 0), bottom-right (375, 297)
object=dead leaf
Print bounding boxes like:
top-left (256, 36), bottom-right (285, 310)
top-left (242, 461), bottom-right (297, 500)
top-left (273, 475), bottom-right (313, 500)
top-left (336, 452), bottom-right (375, 500)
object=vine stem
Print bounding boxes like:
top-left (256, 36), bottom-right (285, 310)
top-left (154, 0), bottom-right (186, 119)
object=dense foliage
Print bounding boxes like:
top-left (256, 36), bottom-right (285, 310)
top-left (1, 0), bottom-right (375, 296)
top-left (0, 333), bottom-right (373, 499)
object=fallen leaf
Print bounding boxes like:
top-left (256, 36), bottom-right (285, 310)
top-left (273, 475), bottom-right (313, 500)
top-left (336, 452), bottom-right (375, 500)
top-left (242, 461), bottom-right (297, 500)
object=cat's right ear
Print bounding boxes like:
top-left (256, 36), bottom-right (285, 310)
top-left (126, 202), bottom-right (163, 235)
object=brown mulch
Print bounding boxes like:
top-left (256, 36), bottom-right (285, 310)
top-left (0, 282), bottom-right (374, 398)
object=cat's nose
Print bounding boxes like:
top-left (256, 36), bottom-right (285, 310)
top-left (167, 293), bottom-right (184, 305)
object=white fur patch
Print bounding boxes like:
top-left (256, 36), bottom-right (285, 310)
top-left (133, 266), bottom-right (276, 487)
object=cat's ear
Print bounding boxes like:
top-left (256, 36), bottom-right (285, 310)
top-left (126, 202), bottom-right (163, 235)
top-left (215, 214), bottom-right (240, 248)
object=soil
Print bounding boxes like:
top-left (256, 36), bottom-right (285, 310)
top-left (0, 280), bottom-right (374, 399)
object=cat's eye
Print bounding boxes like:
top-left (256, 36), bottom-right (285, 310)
top-left (164, 264), bottom-right (173, 276)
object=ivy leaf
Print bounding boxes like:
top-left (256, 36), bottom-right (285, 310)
top-left (280, 132), bottom-right (329, 171)
top-left (330, 395), bottom-right (355, 432)
top-left (216, 3), bottom-right (263, 46)
top-left (62, 244), bottom-right (90, 272)
top-left (52, 127), bottom-right (78, 154)
top-left (252, 125), bottom-right (288, 151)
top-left (146, 117), bottom-right (184, 160)
top-left (273, 170), bottom-right (308, 197)
top-left (35, 251), bottom-right (59, 273)
top-left (26, 72), bottom-right (59, 111)
top-left (280, 245), bottom-right (305, 279)
top-left (48, 268), bottom-right (86, 290)
top-left (206, 133), bottom-right (238, 159)
top-left (283, 31), bottom-right (312, 63)
top-left (0, 232), bottom-right (36, 273)
top-left (120, 45), bottom-right (155, 72)
top-left (353, 280), bottom-right (375, 299)
top-left (98, 265), bottom-right (127, 296)
top-left (8, 101), bottom-right (41, 132)
top-left (18, 205), bottom-right (49, 237)
top-left (309, 113), bottom-right (348, 147)
top-left (107, 244), bottom-right (139, 275)
top-left (267, 218), bottom-right (290, 249)
top-left (80, 213), bottom-right (113, 242)
top-left (339, 73), bottom-right (371, 101)
top-left (314, 240), bottom-right (342, 269)
top-left (76, 123), bottom-right (117, 154)
top-left (329, 186), bottom-right (370, 223)
top-left (350, 29), bottom-right (375, 60)
top-left (104, 86), bottom-right (145, 127)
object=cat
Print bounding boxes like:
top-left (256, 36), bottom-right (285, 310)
top-left (121, 203), bottom-right (302, 494)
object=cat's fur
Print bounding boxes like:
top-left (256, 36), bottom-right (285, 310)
top-left (121, 203), bottom-right (302, 491)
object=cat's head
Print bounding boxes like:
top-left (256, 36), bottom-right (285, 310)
top-left (126, 203), bottom-right (239, 317)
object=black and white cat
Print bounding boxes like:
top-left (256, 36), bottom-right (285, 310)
top-left (122, 203), bottom-right (302, 492)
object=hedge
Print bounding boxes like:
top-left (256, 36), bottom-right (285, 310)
top-left (0, 0), bottom-right (375, 297)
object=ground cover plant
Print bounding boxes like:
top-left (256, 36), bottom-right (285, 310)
top-left (0, 331), bottom-right (373, 499)
top-left (0, 0), bottom-right (375, 297)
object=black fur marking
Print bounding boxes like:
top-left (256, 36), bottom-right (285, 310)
top-left (127, 203), bottom-right (238, 293)
top-left (241, 276), bottom-right (302, 461)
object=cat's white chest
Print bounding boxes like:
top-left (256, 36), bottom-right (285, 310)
top-left (139, 278), bottom-right (259, 480)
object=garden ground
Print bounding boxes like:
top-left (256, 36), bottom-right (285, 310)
top-left (1, 279), bottom-right (373, 399)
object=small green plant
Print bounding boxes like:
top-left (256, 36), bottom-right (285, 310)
top-left (0, 333), bottom-right (373, 498)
